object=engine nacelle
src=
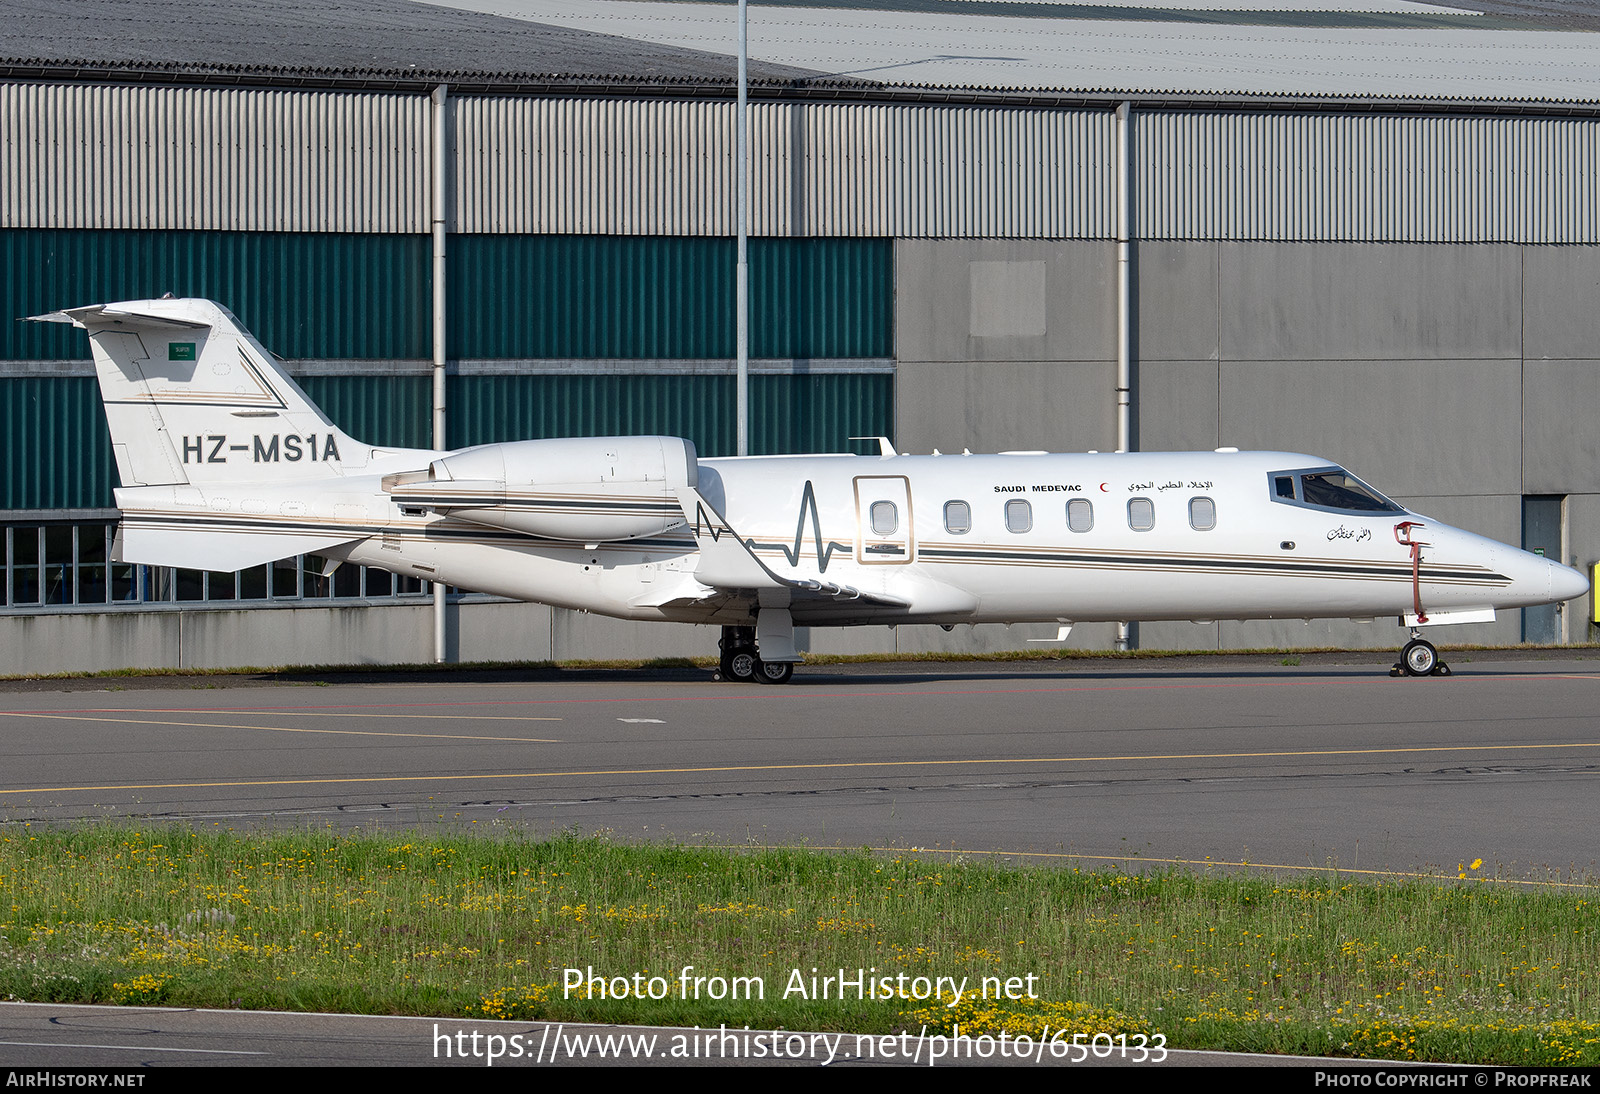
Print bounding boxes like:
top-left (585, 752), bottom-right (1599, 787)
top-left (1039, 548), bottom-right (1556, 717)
top-left (387, 436), bottom-right (697, 542)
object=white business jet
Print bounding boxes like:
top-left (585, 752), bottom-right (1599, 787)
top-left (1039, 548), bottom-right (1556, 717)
top-left (33, 298), bottom-right (1589, 682)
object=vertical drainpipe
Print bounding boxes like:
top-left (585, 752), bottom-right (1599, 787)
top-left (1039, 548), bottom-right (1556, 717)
top-left (432, 83), bottom-right (449, 663)
top-left (736, 0), bottom-right (750, 457)
top-left (1116, 100), bottom-right (1134, 654)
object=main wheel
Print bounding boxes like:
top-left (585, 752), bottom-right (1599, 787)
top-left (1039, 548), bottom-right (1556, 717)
top-left (753, 659), bottom-right (795, 685)
top-left (1401, 639), bottom-right (1438, 677)
top-left (724, 648), bottom-right (758, 683)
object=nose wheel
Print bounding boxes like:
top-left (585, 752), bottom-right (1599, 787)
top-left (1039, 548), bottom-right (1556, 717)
top-left (1393, 635), bottom-right (1452, 677)
top-left (754, 659), bottom-right (795, 685)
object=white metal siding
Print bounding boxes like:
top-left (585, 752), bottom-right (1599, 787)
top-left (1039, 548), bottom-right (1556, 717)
top-left (6, 80), bottom-right (1600, 243)
top-left (1138, 110), bottom-right (1600, 242)
top-left (1, 82), bottom-right (429, 233)
top-left (452, 97), bottom-right (1116, 238)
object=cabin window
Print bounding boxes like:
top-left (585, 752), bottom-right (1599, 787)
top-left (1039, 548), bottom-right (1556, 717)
top-left (870, 500), bottom-right (899, 536)
top-left (1005, 499), bottom-right (1032, 534)
top-left (1067, 498), bottom-right (1094, 533)
top-left (1128, 497), bottom-right (1155, 532)
top-left (1189, 496), bottom-right (1216, 531)
top-left (944, 500), bottom-right (971, 535)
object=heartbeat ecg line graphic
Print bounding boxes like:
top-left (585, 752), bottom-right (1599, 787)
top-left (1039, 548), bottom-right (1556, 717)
top-left (692, 480), bottom-right (850, 574)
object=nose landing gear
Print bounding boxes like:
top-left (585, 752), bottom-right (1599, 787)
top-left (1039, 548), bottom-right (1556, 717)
top-left (1393, 630), bottom-right (1452, 677)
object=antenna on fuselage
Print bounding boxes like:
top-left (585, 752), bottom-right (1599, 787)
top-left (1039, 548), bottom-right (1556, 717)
top-left (850, 436), bottom-right (898, 457)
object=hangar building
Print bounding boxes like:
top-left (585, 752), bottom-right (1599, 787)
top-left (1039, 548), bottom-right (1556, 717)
top-left (4, 0), bottom-right (1600, 672)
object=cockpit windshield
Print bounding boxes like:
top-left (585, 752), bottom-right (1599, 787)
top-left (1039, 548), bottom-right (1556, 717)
top-left (1270, 467), bottom-right (1404, 514)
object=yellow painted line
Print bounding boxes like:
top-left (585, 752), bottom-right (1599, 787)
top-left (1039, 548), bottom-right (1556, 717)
top-left (0, 712), bottom-right (559, 745)
top-left (3, 738), bottom-right (1598, 796)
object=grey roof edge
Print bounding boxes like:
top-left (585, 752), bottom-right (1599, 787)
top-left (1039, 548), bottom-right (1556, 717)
top-left (3, 57), bottom-right (1599, 114)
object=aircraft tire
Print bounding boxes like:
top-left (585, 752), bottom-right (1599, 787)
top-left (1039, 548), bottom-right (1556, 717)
top-left (1401, 639), bottom-right (1438, 677)
top-left (753, 659), bottom-right (795, 685)
top-left (725, 649), bottom-right (759, 683)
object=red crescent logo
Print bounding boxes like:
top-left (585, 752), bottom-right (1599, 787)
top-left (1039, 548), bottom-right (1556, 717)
top-left (1098, 482), bottom-right (1109, 492)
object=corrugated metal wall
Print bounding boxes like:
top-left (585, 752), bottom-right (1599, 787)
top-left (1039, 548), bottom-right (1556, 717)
top-left (2, 230), bottom-right (889, 361)
top-left (0, 378), bottom-right (117, 509)
top-left (7, 81), bottom-right (1600, 243)
top-left (451, 235), bottom-right (892, 358)
top-left (449, 373), bottom-right (894, 457)
top-left (299, 376), bottom-right (432, 451)
top-left (1, 229), bottom-right (431, 360)
top-left (454, 97), bottom-right (1114, 238)
top-left (1138, 111), bottom-right (1600, 242)
top-left (0, 372), bottom-right (892, 508)
top-left (1, 82), bottom-right (429, 234)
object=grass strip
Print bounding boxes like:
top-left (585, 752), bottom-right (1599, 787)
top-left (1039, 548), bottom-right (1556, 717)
top-left (2, 825), bottom-right (1596, 1064)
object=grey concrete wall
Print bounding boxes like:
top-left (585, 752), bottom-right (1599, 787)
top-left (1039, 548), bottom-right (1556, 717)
top-left (1137, 241), bottom-right (1526, 498)
top-left (0, 601), bottom-right (1098, 675)
top-left (895, 238), bottom-right (1118, 455)
top-left (902, 237), bottom-right (1597, 652)
top-left (1523, 360), bottom-right (1600, 495)
top-left (1217, 360), bottom-right (1520, 498)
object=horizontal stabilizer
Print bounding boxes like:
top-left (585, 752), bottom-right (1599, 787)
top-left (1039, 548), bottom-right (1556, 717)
top-left (115, 520), bottom-right (357, 572)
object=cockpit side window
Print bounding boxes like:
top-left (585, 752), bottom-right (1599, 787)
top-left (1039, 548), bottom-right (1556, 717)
top-left (1269, 467), bottom-right (1403, 514)
top-left (1299, 471), bottom-right (1401, 512)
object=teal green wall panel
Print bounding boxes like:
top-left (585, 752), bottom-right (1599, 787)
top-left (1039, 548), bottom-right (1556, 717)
top-left (3, 372), bottom-right (893, 508)
top-left (5, 230), bottom-right (891, 363)
top-left (299, 376), bottom-right (432, 451)
top-left (4, 231), bottom-right (895, 510)
top-left (448, 373), bottom-right (894, 458)
top-left (450, 236), bottom-right (893, 360)
top-left (1, 230), bottom-right (430, 361)
top-left (3, 376), bottom-right (430, 509)
top-left (1, 378), bottom-right (117, 509)
top-left (755, 238), bottom-right (893, 361)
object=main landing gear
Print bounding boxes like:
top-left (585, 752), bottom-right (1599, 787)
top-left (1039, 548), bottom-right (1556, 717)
top-left (714, 626), bottom-right (795, 685)
top-left (1392, 630), bottom-right (1452, 677)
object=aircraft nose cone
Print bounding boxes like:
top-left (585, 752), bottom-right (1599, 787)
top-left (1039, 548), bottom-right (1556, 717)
top-left (1549, 560), bottom-right (1590, 603)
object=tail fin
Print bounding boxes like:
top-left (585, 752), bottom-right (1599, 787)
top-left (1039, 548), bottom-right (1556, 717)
top-left (30, 298), bottom-right (367, 487)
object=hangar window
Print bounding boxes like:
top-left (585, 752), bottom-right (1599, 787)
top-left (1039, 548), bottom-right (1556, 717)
top-left (944, 501), bottom-right (971, 535)
top-left (1005, 499), bottom-right (1032, 534)
top-left (870, 500), bottom-right (899, 536)
top-left (1189, 497), bottom-right (1216, 531)
top-left (1128, 497), bottom-right (1155, 532)
top-left (1067, 498), bottom-right (1094, 533)
top-left (2, 520), bottom-right (433, 613)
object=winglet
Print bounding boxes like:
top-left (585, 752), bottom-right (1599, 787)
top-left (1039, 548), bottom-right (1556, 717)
top-left (675, 486), bottom-right (783, 590)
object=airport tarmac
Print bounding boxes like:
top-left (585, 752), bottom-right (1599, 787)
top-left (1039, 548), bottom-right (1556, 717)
top-left (0, 1000), bottom-right (1395, 1068)
top-left (3, 652), bottom-right (1597, 880)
